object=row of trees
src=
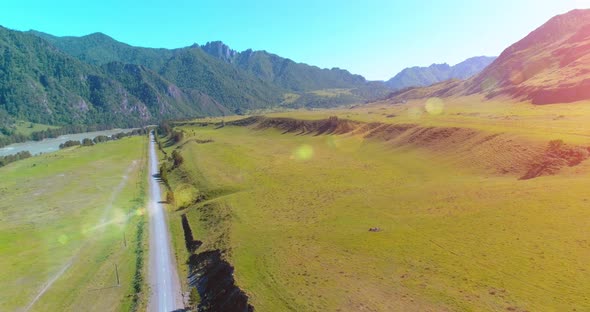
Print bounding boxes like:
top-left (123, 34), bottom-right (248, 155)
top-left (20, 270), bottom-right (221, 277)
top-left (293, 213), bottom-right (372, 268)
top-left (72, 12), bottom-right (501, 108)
top-left (0, 124), bottom-right (121, 149)
top-left (1, 128), bottom-right (150, 168)
top-left (0, 151), bottom-right (32, 167)
top-left (59, 128), bottom-right (149, 150)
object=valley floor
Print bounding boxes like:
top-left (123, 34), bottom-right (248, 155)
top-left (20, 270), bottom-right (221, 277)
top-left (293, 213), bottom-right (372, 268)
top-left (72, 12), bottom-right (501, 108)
top-left (163, 97), bottom-right (590, 311)
top-left (0, 136), bottom-right (149, 312)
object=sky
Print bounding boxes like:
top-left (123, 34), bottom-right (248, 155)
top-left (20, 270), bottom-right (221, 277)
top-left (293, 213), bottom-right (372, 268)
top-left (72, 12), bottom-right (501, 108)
top-left (2, 0), bottom-right (590, 80)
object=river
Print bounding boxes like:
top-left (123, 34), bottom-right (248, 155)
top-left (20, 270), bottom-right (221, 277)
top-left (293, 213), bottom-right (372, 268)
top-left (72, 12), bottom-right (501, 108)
top-left (0, 129), bottom-right (136, 157)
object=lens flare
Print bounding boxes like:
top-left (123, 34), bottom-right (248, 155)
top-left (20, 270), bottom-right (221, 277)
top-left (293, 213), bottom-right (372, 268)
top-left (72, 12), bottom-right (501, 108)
top-left (113, 208), bottom-right (127, 228)
top-left (81, 208), bottom-right (142, 235)
top-left (58, 234), bottom-right (69, 245)
top-left (326, 136), bottom-right (340, 149)
top-left (135, 207), bottom-right (145, 216)
top-left (407, 106), bottom-right (423, 119)
top-left (425, 98), bottom-right (445, 115)
top-left (292, 144), bottom-right (314, 160)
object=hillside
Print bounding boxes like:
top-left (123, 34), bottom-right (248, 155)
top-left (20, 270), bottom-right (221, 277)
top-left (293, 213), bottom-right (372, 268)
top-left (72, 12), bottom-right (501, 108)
top-left (158, 46), bottom-right (284, 112)
top-left (0, 26), bottom-right (234, 129)
top-left (30, 32), bottom-right (389, 113)
top-left (463, 9), bottom-right (590, 104)
top-left (388, 9), bottom-right (590, 104)
top-left (101, 62), bottom-right (227, 116)
top-left (0, 28), bottom-right (393, 130)
top-left (30, 30), bottom-right (175, 69)
top-left (29, 31), bottom-right (286, 112)
top-left (385, 56), bottom-right (495, 90)
top-left (201, 41), bottom-right (372, 92)
top-left (0, 26), bottom-right (149, 127)
top-left (37, 33), bottom-right (374, 94)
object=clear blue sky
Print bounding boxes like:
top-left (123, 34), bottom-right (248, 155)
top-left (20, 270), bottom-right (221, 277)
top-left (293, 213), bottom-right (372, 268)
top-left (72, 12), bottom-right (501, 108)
top-left (2, 0), bottom-right (589, 80)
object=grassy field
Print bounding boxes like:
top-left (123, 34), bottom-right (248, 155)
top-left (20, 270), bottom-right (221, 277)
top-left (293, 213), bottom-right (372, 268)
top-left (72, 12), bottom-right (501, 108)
top-left (0, 136), bottom-right (149, 312)
top-left (0, 121), bottom-right (59, 138)
top-left (163, 97), bottom-right (590, 311)
top-left (13, 121), bottom-right (60, 136)
top-left (267, 95), bottom-right (590, 144)
top-left (309, 88), bottom-right (354, 97)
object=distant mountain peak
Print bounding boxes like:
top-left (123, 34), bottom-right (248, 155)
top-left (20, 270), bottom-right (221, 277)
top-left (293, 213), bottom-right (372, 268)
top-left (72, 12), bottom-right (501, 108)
top-left (388, 9), bottom-right (590, 105)
top-left (385, 56), bottom-right (496, 90)
top-left (429, 63), bottom-right (450, 68)
top-left (461, 8), bottom-right (590, 103)
top-left (201, 41), bottom-right (238, 63)
top-left (198, 41), bottom-right (370, 92)
top-left (85, 32), bottom-right (109, 37)
top-left (506, 9), bottom-right (590, 56)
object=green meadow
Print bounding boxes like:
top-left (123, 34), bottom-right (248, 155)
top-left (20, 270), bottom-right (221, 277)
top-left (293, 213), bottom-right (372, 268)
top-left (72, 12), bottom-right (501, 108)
top-left (163, 100), bottom-right (590, 311)
top-left (0, 136), bottom-right (149, 312)
top-left (11, 121), bottom-right (60, 136)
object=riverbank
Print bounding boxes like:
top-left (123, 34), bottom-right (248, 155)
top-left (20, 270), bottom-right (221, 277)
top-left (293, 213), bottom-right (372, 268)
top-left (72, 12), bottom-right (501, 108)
top-left (0, 128), bottom-right (139, 157)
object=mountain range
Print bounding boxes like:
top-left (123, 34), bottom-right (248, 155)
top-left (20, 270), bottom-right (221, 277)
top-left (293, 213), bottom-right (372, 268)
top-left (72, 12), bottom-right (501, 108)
top-left (8, 8), bottom-right (588, 132)
top-left (388, 9), bottom-right (590, 105)
top-left (0, 28), bottom-right (394, 130)
top-left (385, 56), bottom-right (496, 90)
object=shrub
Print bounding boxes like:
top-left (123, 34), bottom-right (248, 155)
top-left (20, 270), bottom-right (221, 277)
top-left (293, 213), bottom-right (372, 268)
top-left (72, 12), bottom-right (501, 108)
top-left (172, 150), bottom-right (184, 168)
top-left (159, 163), bottom-right (168, 183)
top-left (166, 191), bottom-right (175, 205)
top-left (59, 140), bottom-right (81, 149)
top-left (82, 138), bottom-right (94, 146)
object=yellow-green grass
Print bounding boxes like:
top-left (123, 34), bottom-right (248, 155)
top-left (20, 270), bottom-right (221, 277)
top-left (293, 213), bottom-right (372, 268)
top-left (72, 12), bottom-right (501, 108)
top-left (0, 136), bottom-right (149, 312)
top-left (262, 96), bottom-right (590, 144)
top-left (165, 109), bottom-right (590, 311)
top-left (13, 121), bottom-right (60, 136)
top-left (281, 93), bottom-right (301, 104)
top-left (309, 88), bottom-right (353, 97)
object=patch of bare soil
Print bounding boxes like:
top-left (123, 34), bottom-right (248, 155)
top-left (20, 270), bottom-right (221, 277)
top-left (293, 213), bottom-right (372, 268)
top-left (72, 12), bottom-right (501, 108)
top-left (520, 140), bottom-right (590, 179)
top-left (181, 213), bottom-right (253, 312)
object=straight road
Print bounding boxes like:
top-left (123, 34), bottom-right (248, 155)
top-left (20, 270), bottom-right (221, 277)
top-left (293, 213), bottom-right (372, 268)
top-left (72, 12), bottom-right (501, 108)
top-left (147, 132), bottom-right (184, 312)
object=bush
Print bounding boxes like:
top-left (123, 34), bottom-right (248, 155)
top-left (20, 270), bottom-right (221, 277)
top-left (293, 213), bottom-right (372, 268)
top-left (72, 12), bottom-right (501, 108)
top-left (166, 191), bottom-right (175, 205)
top-left (93, 135), bottom-right (110, 144)
top-left (59, 140), bottom-right (81, 149)
top-left (171, 150), bottom-right (184, 168)
top-left (82, 138), bottom-right (94, 146)
top-left (160, 163), bottom-right (168, 183)
top-left (0, 150), bottom-right (32, 167)
top-left (170, 130), bottom-right (184, 144)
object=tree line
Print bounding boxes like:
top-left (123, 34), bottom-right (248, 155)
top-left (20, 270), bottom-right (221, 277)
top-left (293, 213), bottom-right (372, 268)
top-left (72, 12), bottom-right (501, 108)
top-left (0, 151), bottom-right (32, 167)
top-left (0, 128), bottom-right (149, 168)
top-left (59, 128), bottom-right (149, 149)
top-left (0, 124), bottom-right (121, 149)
